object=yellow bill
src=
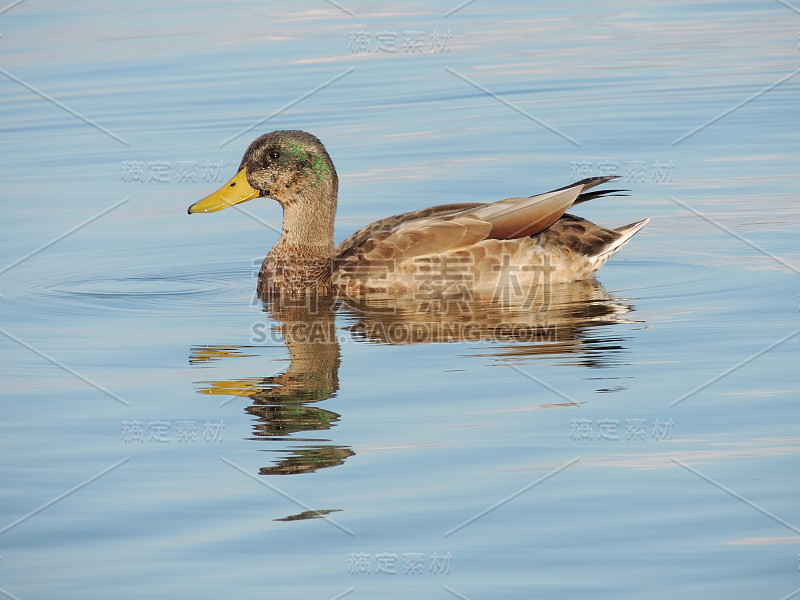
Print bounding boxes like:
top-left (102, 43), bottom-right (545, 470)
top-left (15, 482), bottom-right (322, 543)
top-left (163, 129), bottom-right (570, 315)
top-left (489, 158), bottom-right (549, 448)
top-left (187, 168), bottom-right (260, 214)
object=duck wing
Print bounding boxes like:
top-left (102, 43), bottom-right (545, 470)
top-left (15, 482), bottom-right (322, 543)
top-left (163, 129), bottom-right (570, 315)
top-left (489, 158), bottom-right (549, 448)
top-left (336, 202), bottom-right (482, 258)
top-left (336, 181), bottom-right (588, 267)
top-left (452, 182), bottom-right (586, 240)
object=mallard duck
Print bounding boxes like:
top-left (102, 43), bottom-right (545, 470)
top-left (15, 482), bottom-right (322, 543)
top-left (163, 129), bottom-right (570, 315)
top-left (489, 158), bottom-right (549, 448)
top-left (188, 130), bottom-right (649, 299)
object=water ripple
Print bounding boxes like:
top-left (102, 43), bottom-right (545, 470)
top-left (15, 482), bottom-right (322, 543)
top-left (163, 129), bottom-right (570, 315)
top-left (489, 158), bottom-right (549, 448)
top-left (29, 268), bottom-right (253, 312)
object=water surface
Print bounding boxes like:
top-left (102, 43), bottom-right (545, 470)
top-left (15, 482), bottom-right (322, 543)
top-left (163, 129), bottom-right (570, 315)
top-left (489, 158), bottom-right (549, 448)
top-left (1, 1), bottom-right (799, 598)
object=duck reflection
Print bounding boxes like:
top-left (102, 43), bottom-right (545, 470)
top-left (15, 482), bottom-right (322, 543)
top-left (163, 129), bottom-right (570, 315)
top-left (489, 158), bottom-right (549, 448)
top-left (342, 279), bottom-right (635, 369)
top-left (191, 296), bottom-right (352, 475)
top-left (191, 279), bottom-right (640, 480)
top-left (246, 297), bottom-right (354, 476)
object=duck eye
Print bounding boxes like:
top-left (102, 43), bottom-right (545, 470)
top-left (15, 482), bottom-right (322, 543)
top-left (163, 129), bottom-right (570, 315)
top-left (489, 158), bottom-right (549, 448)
top-left (269, 150), bottom-right (280, 161)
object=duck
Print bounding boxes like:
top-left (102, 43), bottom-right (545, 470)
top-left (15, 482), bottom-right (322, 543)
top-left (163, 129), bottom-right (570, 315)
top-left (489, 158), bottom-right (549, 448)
top-left (188, 130), bottom-right (649, 300)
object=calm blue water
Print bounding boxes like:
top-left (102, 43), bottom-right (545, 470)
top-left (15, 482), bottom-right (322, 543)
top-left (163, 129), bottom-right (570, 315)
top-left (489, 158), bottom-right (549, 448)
top-left (2, 1), bottom-right (799, 598)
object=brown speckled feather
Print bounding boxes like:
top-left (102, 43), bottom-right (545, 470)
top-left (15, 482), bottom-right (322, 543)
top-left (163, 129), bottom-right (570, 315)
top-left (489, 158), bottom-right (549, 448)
top-left (332, 177), bottom-right (648, 296)
top-left (336, 203), bottom-right (482, 258)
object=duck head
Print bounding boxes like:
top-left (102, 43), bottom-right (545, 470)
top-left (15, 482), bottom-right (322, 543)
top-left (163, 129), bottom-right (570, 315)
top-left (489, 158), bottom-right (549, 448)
top-left (188, 130), bottom-right (338, 214)
top-left (188, 130), bottom-right (339, 251)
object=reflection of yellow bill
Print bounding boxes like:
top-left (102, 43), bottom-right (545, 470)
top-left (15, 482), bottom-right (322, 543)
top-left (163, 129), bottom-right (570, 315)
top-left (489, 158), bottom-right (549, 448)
top-left (189, 346), bottom-right (256, 364)
top-left (194, 379), bottom-right (264, 397)
top-left (187, 168), bottom-right (259, 214)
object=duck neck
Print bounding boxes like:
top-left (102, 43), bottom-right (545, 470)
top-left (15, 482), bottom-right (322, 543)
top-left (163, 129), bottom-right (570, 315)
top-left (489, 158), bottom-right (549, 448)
top-left (275, 180), bottom-right (337, 258)
top-left (260, 196), bottom-right (337, 299)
